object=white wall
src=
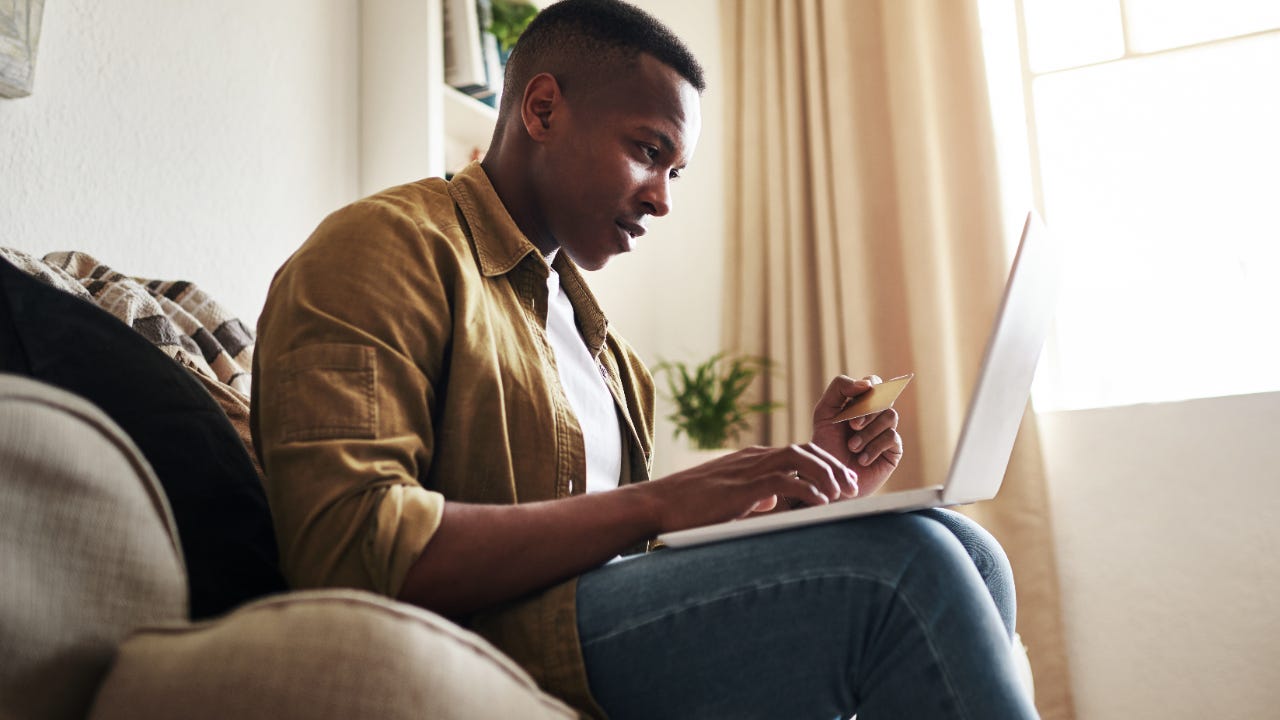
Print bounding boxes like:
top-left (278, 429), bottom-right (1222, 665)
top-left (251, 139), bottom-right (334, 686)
top-left (583, 0), bottom-right (729, 477)
top-left (1040, 392), bottom-right (1280, 720)
top-left (0, 0), bottom-right (360, 325)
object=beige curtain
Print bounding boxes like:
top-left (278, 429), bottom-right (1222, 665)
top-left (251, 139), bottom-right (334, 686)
top-left (722, 1), bottom-right (1074, 718)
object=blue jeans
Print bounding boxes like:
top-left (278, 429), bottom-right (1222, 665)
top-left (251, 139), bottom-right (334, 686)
top-left (576, 510), bottom-right (1038, 719)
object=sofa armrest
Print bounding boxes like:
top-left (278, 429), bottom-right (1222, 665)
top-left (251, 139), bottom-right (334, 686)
top-left (0, 374), bottom-right (187, 720)
top-left (87, 589), bottom-right (576, 720)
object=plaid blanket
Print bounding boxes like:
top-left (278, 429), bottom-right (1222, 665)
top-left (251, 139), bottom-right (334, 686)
top-left (1, 247), bottom-right (261, 476)
top-left (42, 250), bottom-right (255, 394)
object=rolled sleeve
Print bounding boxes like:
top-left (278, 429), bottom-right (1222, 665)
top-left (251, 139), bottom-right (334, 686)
top-left (258, 341), bottom-right (444, 596)
top-left (252, 195), bottom-right (456, 598)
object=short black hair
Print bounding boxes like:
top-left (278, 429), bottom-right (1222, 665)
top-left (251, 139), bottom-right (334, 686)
top-left (500, 0), bottom-right (705, 122)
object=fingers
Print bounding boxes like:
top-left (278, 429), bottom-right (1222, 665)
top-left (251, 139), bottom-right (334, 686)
top-left (770, 468), bottom-right (833, 506)
top-left (657, 445), bottom-right (865, 530)
top-left (857, 430), bottom-right (903, 467)
top-left (679, 442), bottom-right (862, 520)
top-left (813, 374), bottom-right (881, 423)
top-left (801, 442), bottom-right (860, 498)
top-left (844, 375), bottom-right (885, 429)
top-left (778, 442), bottom-right (857, 501)
top-left (783, 444), bottom-right (840, 501)
top-left (849, 408), bottom-right (899, 451)
top-left (848, 411), bottom-right (903, 467)
top-left (819, 376), bottom-right (890, 425)
top-left (749, 494), bottom-right (780, 513)
top-left (813, 375), bottom-right (859, 419)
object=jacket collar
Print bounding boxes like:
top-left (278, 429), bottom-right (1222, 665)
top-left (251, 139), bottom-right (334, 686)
top-left (448, 162), bottom-right (540, 278)
top-left (447, 163), bottom-right (610, 355)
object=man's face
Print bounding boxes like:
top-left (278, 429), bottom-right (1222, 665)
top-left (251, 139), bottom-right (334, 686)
top-left (535, 54), bottom-right (702, 271)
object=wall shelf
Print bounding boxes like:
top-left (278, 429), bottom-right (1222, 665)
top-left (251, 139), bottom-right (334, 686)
top-left (358, 0), bottom-right (499, 195)
top-left (443, 86), bottom-right (498, 172)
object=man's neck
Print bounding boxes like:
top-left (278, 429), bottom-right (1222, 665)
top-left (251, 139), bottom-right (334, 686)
top-left (479, 154), bottom-right (559, 258)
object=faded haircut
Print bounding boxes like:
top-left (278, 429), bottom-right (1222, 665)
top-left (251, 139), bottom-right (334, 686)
top-left (498, 0), bottom-right (705, 128)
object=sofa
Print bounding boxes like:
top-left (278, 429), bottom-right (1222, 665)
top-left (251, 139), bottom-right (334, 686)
top-left (0, 373), bottom-right (576, 720)
top-left (0, 250), bottom-right (575, 719)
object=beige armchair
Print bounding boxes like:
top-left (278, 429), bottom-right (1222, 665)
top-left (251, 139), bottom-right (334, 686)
top-left (0, 374), bottom-right (575, 720)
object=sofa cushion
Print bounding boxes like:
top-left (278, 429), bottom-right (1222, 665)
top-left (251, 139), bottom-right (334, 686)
top-left (0, 375), bottom-right (188, 720)
top-left (88, 590), bottom-right (576, 720)
top-left (0, 255), bottom-right (286, 619)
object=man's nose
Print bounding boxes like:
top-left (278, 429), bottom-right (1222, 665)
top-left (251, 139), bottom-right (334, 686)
top-left (640, 175), bottom-right (671, 218)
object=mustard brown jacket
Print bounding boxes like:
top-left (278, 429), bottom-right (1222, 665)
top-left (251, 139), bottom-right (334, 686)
top-left (251, 162), bottom-right (657, 717)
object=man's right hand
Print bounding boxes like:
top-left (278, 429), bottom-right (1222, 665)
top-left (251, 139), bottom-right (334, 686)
top-left (639, 442), bottom-right (860, 533)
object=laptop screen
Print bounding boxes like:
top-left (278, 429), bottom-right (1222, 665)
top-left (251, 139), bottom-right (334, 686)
top-left (942, 212), bottom-right (1060, 504)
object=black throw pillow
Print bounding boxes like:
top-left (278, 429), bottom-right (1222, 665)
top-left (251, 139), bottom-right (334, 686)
top-left (0, 256), bottom-right (286, 619)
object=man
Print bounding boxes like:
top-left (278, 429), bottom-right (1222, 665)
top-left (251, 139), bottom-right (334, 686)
top-left (252, 1), bottom-right (1038, 717)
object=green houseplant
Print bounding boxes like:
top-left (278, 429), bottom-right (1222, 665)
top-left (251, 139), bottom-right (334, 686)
top-left (488, 0), bottom-right (539, 55)
top-left (653, 353), bottom-right (781, 451)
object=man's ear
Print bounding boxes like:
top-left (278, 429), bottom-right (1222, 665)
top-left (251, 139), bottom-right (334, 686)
top-left (521, 73), bottom-right (561, 142)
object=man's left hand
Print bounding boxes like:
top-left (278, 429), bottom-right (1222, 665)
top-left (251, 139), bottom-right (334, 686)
top-left (810, 375), bottom-right (904, 498)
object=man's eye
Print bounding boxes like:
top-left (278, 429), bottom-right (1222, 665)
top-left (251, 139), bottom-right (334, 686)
top-left (641, 144), bottom-right (659, 161)
top-left (669, 168), bottom-right (682, 181)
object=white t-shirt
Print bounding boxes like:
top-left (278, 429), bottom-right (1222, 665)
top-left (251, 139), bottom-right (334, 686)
top-left (544, 267), bottom-right (622, 494)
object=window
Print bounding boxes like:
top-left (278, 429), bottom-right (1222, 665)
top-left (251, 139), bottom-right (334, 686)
top-left (979, 0), bottom-right (1280, 411)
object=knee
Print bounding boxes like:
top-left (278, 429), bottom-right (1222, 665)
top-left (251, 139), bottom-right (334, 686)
top-left (920, 510), bottom-right (1013, 586)
top-left (882, 512), bottom-right (979, 573)
top-left (813, 512), bottom-right (982, 591)
top-left (756, 512), bottom-right (979, 585)
top-left (916, 509), bottom-right (1017, 636)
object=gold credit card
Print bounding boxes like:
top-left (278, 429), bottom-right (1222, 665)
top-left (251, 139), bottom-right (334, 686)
top-left (829, 373), bottom-right (914, 424)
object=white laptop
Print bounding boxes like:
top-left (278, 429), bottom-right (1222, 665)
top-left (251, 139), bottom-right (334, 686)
top-left (657, 212), bottom-right (1059, 548)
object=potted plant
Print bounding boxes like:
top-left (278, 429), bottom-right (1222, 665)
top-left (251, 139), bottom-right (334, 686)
top-left (653, 353), bottom-right (781, 451)
top-left (487, 0), bottom-right (539, 62)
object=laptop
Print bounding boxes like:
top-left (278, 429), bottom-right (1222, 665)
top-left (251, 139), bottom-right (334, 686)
top-left (656, 212), bottom-right (1059, 548)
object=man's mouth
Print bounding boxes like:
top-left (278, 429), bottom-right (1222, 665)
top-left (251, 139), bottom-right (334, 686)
top-left (616, 220), bottom-right (646, 240)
